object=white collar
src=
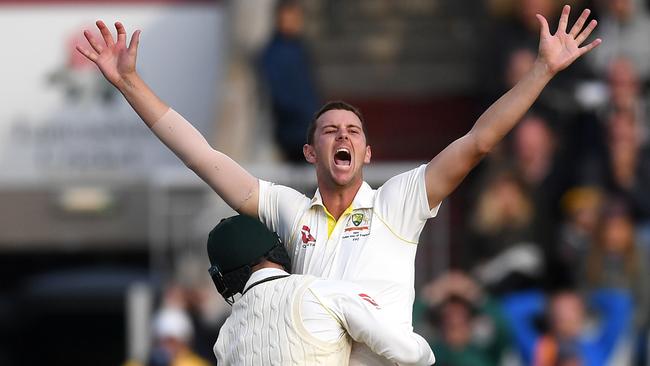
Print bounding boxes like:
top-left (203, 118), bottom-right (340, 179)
top-left (243, 267), bottom-right (290, 293)
top-left (310, 181), bottom-right (374, 210)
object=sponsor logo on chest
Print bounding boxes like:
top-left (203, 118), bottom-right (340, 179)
top-left (300, 225), bottom-right (316, 248)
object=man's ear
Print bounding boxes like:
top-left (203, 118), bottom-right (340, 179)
top-left (303, 144), bottom-right (317, 164)
top-left (364, 145), bottom-right (372, 164)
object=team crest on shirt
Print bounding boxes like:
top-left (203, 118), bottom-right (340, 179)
top-left (342, 209), bottom-right (372, 242)
top-left (352, 213), bottom-right (364, 226)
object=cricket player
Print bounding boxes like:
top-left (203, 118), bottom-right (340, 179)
top-left (208, 215), bottom-right (435, 365)
top-left (77, 5), bottom-right (601, 364)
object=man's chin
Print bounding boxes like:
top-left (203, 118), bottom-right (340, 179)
top-left (331, 171), bottom-right (360, 188)
top-left (319, 163), bottom-right (361, 188)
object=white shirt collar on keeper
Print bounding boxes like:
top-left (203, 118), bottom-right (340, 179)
top-left (243, 267), bottom-right (290, 293)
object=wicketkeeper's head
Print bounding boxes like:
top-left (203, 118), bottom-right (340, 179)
top-left (207, 215), bottom-right (290, 304)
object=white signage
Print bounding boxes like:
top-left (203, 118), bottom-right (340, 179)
top-left (0, 3), bottom-right (225, 183)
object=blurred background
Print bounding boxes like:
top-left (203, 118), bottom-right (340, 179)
top-left (1, 0), bottom-right (649, 365)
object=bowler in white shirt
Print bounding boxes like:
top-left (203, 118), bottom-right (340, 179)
top-left (208, 215), bottom-right (435, 366)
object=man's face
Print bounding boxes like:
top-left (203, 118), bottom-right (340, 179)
top-left (278, 5), bottom-right (304, 36)
top-left (608, 58), bottom-right (640, 109)
top-left (608, 111), bottom-right (637, 146)
top-left (602, 216), bottom-right (634, 253)
top-left (440, 301), bottom-right (473, 347)
top-left (610, 0), bottom-right (633, 21)
top-left (550, 293), bottom-right (584, 339)
top-left (514, 117), bottom-right (554, 165)
top-left (519, 0), bottom-right (552, 30)
top-left (304, 109), bottom-right (371, 188)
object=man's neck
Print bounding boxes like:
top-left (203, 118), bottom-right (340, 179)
top-left (318, 178), bottom-right (363, 220)
top-left (245, 262), bottom-right (289, 294)
top-left (251, 260), bottom-right (285, 272)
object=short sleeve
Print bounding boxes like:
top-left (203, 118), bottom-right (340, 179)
top-left (257, 179), bottom-right (310, 251)
top-left (374, 164), bottom-right (441, 243)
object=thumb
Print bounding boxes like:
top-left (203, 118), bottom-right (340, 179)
top-left (128, 29), bottom-right (141, 55)
top-left (536, 14), bottom-right (550, 38)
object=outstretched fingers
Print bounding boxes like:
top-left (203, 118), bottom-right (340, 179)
top-left (575, 19), bottom-right (598, 45)
top-left (556, 4), bottom-right (570, 34)
top-left (96, 20), bottom-right (114, 47)
top-left (83, 29), bottom-right (104, 54)
top-left (578, 38), bottom-right (602, 56)
top-left (115, 22), bottom-right (127, 45)
top-left (76, 45), bottom-right (98, 62)
top-left (568, 8), bottom-right (590, 38)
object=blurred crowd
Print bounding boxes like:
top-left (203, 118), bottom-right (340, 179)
top-left (417, 0), bottom-right (650, 365)
top-left (124, 284), bottom-right (228, 366)
top-left (139, 0), bottom-right (650, 365)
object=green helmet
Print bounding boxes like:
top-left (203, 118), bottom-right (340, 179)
top-left (207, 215), bottom-right (289, 304)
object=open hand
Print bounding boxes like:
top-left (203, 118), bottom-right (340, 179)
top-left (536, 5), bottom-right (601, 75)
top-left (421, 271), bottom-right (482, 306)
top-left (76, 20), bottom-right (141, 88)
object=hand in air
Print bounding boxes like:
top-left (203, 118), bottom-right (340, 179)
top-left (76, 20), bottom-right (141, 88)
top-left (536, 5), bottom-right (601, 75)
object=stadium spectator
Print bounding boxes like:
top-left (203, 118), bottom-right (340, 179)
top-left (479, 0), bottom-right (553, 105)
top-left (156, 284), bottom-right (227, 362)
top-left (258, 0), bottom-right (321, 163)
top-left (556, 186), bottom-right (604, 286)
top-left (582, 201), bottom-right (649, 338)
top-left (481, 0), bottom-right (586, 119)
top-left (604, 57), bottom-right (649, 146)
top-left (465, 169), bottom-right (545, 293)
top-left (502, 288), bottom-right (633, 366)
top-left (511, 114), bottom-right (570, 220)
top-left (513, 115), bottom-right (558, 189)
top-left (147, 307), bottom-right (210, 366)
top-left (485, 0), bottom-right (557, 81)
top-left (418, 272), bottom-right (512, 366)
top-left (504, 48), bottom-right (537, 89)
top-left (511, 114), bottom-right (582, 286)
top-left (588, 0), bottom-right (650, 83)
top-left (598, 109), bottom-right (650, 222)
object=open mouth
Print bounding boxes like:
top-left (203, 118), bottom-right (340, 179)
top-left (334, 148), bottom-right (352, 166)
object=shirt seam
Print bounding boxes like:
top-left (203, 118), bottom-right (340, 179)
top-left (372, 209), bottom-right (419, 245)
top-left (294, 279), bottom-right (348, 349)
top-left (307, 287), bottom-right (343, 326)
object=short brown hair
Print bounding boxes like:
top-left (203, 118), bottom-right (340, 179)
top-left (307, 101), bottom-right (367, 145)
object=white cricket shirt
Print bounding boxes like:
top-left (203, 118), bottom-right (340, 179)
top-left (214, 268), bottom-right (435, 366)
top-left (258, 165), bottom-right (440, 365)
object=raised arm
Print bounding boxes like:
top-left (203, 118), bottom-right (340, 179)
top-left (76, 20), bottom-right (259, 216)
top-left (588, 289), bottom-right (632, 359)
top-left (501, 291), bottom-right (546, 365)
top-left (424, 5), bottom-right (601, 208)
